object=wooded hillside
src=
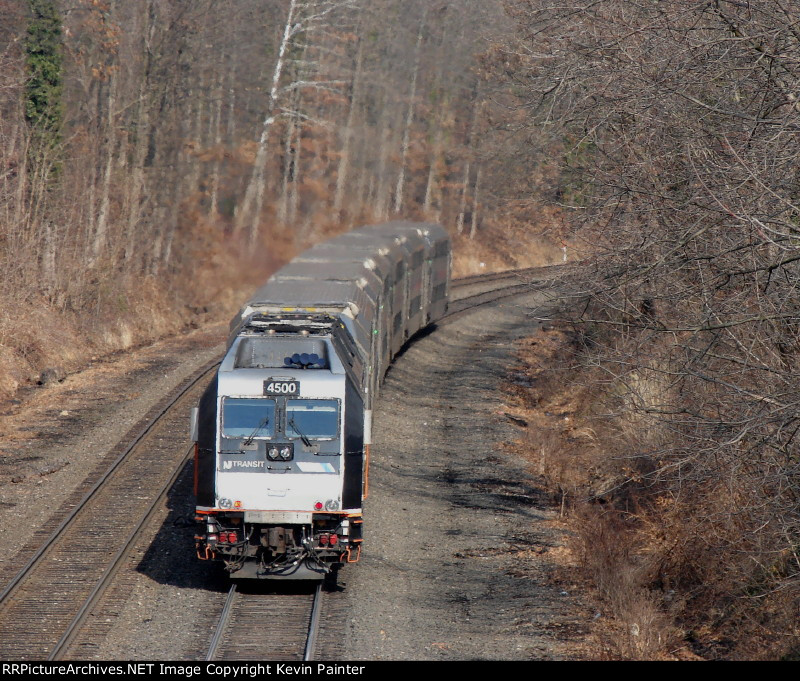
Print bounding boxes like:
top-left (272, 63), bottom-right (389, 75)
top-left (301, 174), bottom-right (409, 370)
top-left (494, 0), bottom-right (800, 659)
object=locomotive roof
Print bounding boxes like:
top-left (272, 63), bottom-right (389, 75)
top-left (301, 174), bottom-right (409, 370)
top-left (250, 279), bottom-right (372, 311)
top-left (246, 279), bottom-right (375, 355)
top-left (233, 336), bottom-right (330, 370)
top-left (293, 245), bottom-right (395, 279)
top-left (232, 222), bottom-right (450, 360)
top-left (352, 220), bottom-right (448, 242)
top-left (270, 260), bottom-right (383, 286)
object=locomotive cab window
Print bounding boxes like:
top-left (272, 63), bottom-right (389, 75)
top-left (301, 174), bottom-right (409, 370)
top-left (221, 397), bottom-right (276, 439)
top-left (286, 399), bottom-right (339, 439)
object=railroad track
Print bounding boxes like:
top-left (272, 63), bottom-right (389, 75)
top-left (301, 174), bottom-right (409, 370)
top-left (0, 361), bottom-right (219, 660)
top-left (451, 265), bottom-right (563, 290)
top-left (450, 265), bottom-right (555, 299)
top-left (0, 266), bottom-right (552, 661)
top-left (206, 583), bottom-right (323, 660)
top-left (445, 266), bottom-right (558, 324)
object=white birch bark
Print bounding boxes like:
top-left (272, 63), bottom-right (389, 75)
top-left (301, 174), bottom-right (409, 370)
top-left (234, 0), bottom-right (298, 246)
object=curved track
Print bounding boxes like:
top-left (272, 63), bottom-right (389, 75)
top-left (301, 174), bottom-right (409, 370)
top-left (447, 266), bottom-right (559, 321)
top-left (197, 267), bottom-right (558, 660)
top-left (0, 266), bottom-right (555, 660)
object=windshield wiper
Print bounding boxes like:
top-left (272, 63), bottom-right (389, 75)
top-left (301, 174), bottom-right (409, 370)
top-left (243, 416), bottom-right (270, 446)
top-left (288, 417), bottom-right (312, 447)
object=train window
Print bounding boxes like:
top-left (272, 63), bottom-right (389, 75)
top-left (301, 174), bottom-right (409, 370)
top-left (286, 399), bottom-right (339, 439)
top-left (222, 398), bottom-right (276, 439)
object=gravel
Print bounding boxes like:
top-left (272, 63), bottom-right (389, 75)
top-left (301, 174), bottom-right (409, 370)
top-left (0, 325), bottom-right (226, 583)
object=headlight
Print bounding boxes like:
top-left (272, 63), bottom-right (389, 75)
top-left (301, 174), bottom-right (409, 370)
top-left (268, 445), bottom-right (293, 461)
top-left (218, 497), bottom-right (233, 509)
top-left (325, 499), bottom-right (340, 511)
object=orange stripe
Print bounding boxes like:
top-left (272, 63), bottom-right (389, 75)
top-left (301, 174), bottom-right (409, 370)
top-left (363, 444), bottom-right (371, 499)
top-left (193, 443), bottom-right (199, 496)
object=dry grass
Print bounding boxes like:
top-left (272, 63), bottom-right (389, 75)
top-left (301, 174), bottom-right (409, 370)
top-left (504, 322), bottom-right (800, 660)
top-left (0, 214), bottom-right (268, 402)
top-left (451, 220), bottom-right (564, 278)
top-left (0, 292), bottom-right (84, 394)
top-left (504, 324), bottom-right (685, 660)
top-left (572, 508), bottom-right (683, 660)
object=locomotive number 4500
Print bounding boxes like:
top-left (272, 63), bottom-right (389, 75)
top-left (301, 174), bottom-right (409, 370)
top-left (264, 380), bottom-right (299, 395)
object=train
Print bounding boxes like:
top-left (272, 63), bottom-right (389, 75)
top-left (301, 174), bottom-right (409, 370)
top-left (191, 221), bottom-right (451, 579)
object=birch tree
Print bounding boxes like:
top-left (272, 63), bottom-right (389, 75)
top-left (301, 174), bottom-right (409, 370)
top-left (234, 0), bottom-right (359, 246)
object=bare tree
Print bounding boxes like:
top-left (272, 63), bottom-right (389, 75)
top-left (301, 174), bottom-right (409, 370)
top-left (234, 0), bottom-right (358, 246)
top-left (497, 0), bottom-right (800, 657)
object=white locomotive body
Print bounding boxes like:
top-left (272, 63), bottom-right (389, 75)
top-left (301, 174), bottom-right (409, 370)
top-left (193, 222), bottom-right (450, 579)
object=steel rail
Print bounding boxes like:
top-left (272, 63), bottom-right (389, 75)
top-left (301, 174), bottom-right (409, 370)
top-left (206, 585), bottom-right (238, 661)
top-left (49, 444), bottom-right (196, 660)
top-left (16, 268), bottom-right (552, 660)
top-left (303, 583), bottom-right (323, 661)
top-left (441, 280), bottom-right (556, 326)
top-left (451, 264), bottom-right (559, 288)
top-left (199, 271), bottom-right (553, 661)
top-left (0, 359), bottom-right (220, 609)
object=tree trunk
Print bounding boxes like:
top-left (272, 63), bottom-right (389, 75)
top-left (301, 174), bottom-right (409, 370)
top-left (92, 71), bottom-right (119, 263)
top-left (333, 35), bottom-right (364, 216)
top-left (393, 6), bottom-right (426, 215)
top-left (124, 0), bottom-right (157, 271)
top-left (209, 67), bottom-right (225, 218)
top-left (469, 164), bottom-right (481, 240)
top-left (457, 93), bottom-right (480, 233)
top-left (234, 0), bottom-right (298, 246)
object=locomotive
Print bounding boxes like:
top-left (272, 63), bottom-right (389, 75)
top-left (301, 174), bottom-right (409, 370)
top-left (191, 222), bottom-right (451, 579)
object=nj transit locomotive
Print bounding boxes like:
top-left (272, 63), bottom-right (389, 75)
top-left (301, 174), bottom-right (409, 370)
top-left (191, 222), bottom-right (451, 579)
